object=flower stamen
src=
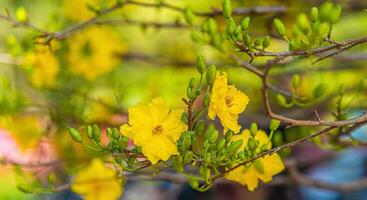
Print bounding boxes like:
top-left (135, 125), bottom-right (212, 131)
top-left (152, 125), bottom-right (163, 135)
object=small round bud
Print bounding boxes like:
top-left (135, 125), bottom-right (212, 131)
top-left (273, 18), bottom-right (286, 36)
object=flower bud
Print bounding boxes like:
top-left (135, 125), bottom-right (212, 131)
top-left (188, 177), bottom-right (199, 189)
top-left (311, 7), bottom-right (319, 22)
top-left (226, 17), bottom-right (236, 34)
top-left (225, 130), bottom-right (233, 142)
top-left (330, 5), bottom-right (341, 23)
top-left (276, 94), bottom-right (288, 107)
top-left (270, 119), bottom-right (280, 131)
top-left (194, 120), bottom-right (204, 134)
top-left (273, 18), bottom-right (286, 36)
top-left (228, 140), bottom-right (243, 155)
top-left (87, 125), bottom-right (93, 139)
top-left (244, 33), bottom-right (251, 47)
top-left (248, 138), bottom-right (257, 150)
top-left (208, 18), bottom-right (217, 35)
top-left (222, 0), bottom-right (232, 18)
top-left (241, 17), bottom-right (250, 30)
top-left (292, 74), bottom-right (301, 88)
top-left (254, 38), bottom-right (262, 46)
top-left (262, 36), bottom-right (270, 49)
top-left (217, 138), bottom-right (226, 151)
top-left (250, 123), bottom-right (258, 137)
top-left (182, 134), bottom-right (192, 150)
top-left (68, 127), bottom-right (82, 143)
top-left (92, 124), bottom-right (101, 142)
top-left (15, 6), bottom-right (27, 22)
top-left (203, 93), bottom-right (211, 107)
top-left (204, 168), bottom-right (211, 182)
top-left (189, 77), bottom-right (196, 89)
top-left (209, 130), bottom-right (219, 143)
top-left (196, 55), bottom-right (206, 74)
top-left (112, 128), bottom-right (120, 140)
top-left (206, 65), bottom-right (216, 85)
top-left (184, 6), bottom-right (195, 25)
top-left (187, 86), bottom-right (196, 100)
top-left (184, 151), bottom-right (194, 164)
top-left (313, 83), bottom-right (329, 99)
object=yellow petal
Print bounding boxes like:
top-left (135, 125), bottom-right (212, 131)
top-left (149, 97), bottom-right (170, 124)
top-left (257, 154), bottom-right (285, 183)
top-left (161, 109), bottom-right (187, 142)
top-left (142, 136), bottom-right (178, 164)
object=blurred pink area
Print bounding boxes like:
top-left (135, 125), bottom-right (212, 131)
top-left (0, 128), bottom-right (57, 173)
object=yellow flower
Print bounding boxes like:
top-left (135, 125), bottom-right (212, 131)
top-left (23, 47), bottom-right (59, 88)
top-left (120, 97), bottom-right (187, 164)
top-left (71, 159), bottom-right (123, 200)
top-left (67, 27), bottom-right (127, 80)
top-left (63, 0), bottom-right (115, 21)
top-left (225, 130), bottom-right (285, 191)
top-left (208, 72), bottom-right (249, 133)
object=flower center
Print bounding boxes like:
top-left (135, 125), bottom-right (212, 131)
top-left (225, 95), bottom-right (234, 107)
top-left (152, 125), bottom-right (163, 135)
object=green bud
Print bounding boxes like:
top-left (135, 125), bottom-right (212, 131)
top-left (204, 93), bottom-right (211, 107)
top-left (225, 130), bottom-right (233, 142)
top-left (254, 160), bottom-right (264, 174)
top-left (228, 140), bottom-right (243, 155)
top-left (241, 17), bottom-right (250, 30)
top-left (235, 32), bottom-right (243, 42)
top-left (194, 120), bottom-right (204, 134)
top-left (188, 177), bottom-right (199, 189)
top-left (184, 6), bottom-right (195, 25)
top-left (120, 136), bottom-right (128, 149)
top-left (112, 128), bottom-right (120, 140)
top-left (262, 36), bottom-right (270, 49)
top-left (222, 0), bottom-right (232, 18)
top-left (206, 64), bottom-right (216, 85)
top-left (201, 20), bottom-right (209, 33)
top-left (276, 94), bottom-right (288, 107)
top-left (17, 184), bottom-right (33, 193)
top-left (203, 140), bottom-right (210, 150)
top-left (313, 83), bottom-right (329, 99)
top-left (319, 2), bottom-right (334, 22)
top-left (273, 18), bottom-right (286, 36)
top-left (297, 14), bottom-right (311, 34)
top-left (67, 127), bottom-right (82, 143)
top-left (189, 77), bottom-right (196, 89)
top-left (292, 74), bottom-right (301, 87)
top-left (270, 119), bottom-right (280, 131)
top-left (254, 38), bottom-right (262, 46)
top-left (106, 128), bottom-right (112, 138)
top-left (311, 7), bottom-right (319, 22)
top-left (187, 86), bottom-right (195, 100)
top-left (87, 125), bottom-right (93, 139)
top-left (209, 130), bottom-right (219, 143)
top-left (208, 18), bottom-right (217, 35)
top-left (92, 124), bottom-right (101, 142)
top-left (204, 153), bottom-right (212, 166)
top-left (248, 138), bottom-right (257, 150)
top-left (196, 55), bottom-right (206, 74)
top-left (15, 6), bottom-right (27, 22)
top-left (330, 5), bottom-right (341, 23)
top-left (182, 134), bottom-right (192, 150)
top-left (226, 17), bottom-right (236, 34)
top-left (217, 154), bottom-right (226, 162)
top-left (250, 123), bottom-right (258, 137)
top-left (184, 151), bottom-right (194, 164)
top-left (217, 138), bottom-right (226, 151)
top-left (244, 33), bottom-right (251, 47)
top-left (272, 130), bottom-right (283, 147)
top-left (204, 168), bottom-right (211, 182)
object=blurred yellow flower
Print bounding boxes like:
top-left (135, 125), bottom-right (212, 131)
top-left (225, 130), bottom-right (284, 191)
top-left (63, 0), bottom-right (115, 21)
top-left (23, 47), bottom-right (59, 88)
top-left (208, 72), bottom-right (249, 133)
top-left (72, 159), bottom-right (123, 200)
top-left (67, 27), bottom-right (127, 80)
top-left (120, 97), bottom-right (187, 164)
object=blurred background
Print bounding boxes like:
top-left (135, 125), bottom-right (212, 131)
top-left (0, 0), bottom-right (367, 199)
